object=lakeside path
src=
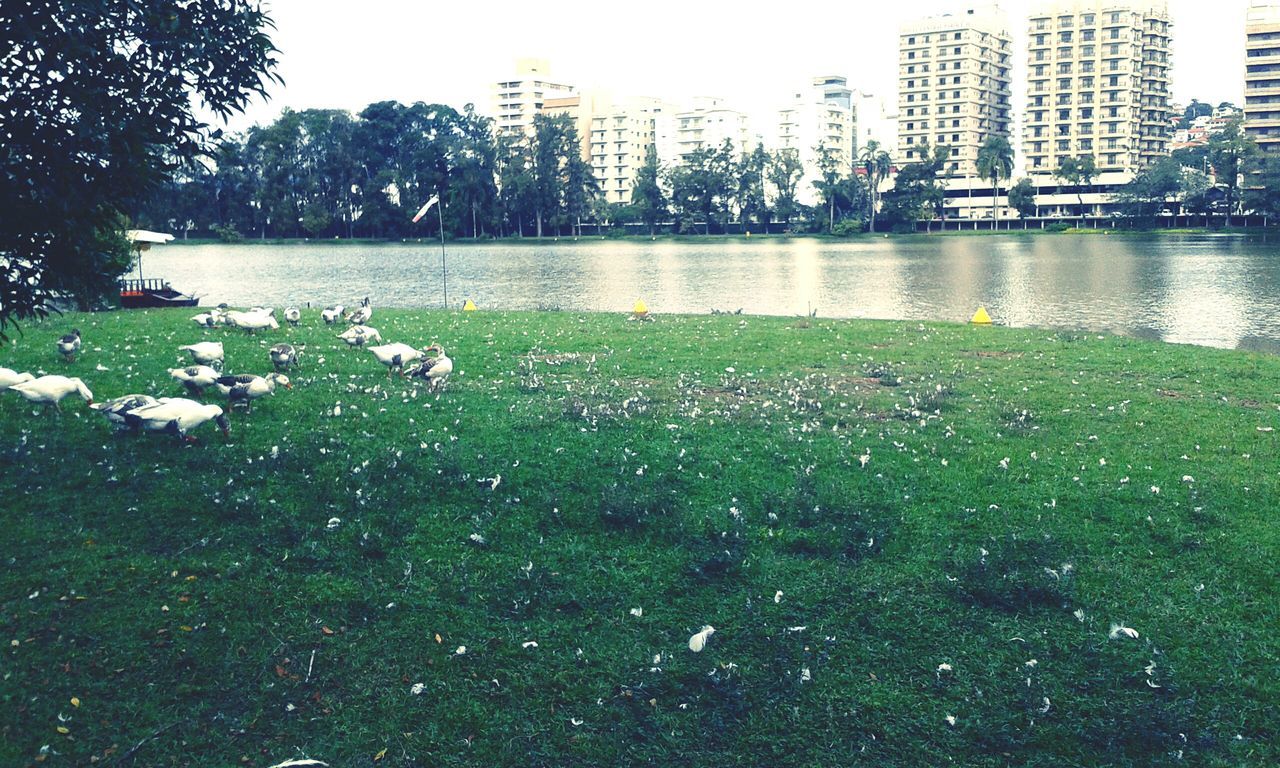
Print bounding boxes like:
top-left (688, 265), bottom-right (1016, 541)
top-left (1, 308), bottom-right (1277, 766)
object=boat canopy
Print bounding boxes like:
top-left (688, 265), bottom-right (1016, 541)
top-left (126, 229), bottom-right (175, 245)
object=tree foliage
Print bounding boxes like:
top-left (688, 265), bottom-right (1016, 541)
top-left (1008, 178), bottom-right (1038, 219)
top-left (881, 142), bottom-right (949, 230)
top-left (1, 0), bottom-right (280, 332)
top-left (1053, 155), bottom-right (1098, 219)
top-left (976, 136), bottom-right (1014, 224)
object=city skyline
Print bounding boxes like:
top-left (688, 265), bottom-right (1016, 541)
top-left (219, 0), bottom-right (1248, 135)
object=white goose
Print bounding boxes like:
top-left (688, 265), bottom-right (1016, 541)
top-left (321, 305), bottom-right (345, 325)
top-left (191, 311), bottom-right (224, 327)
top-left (0, 367), bottom-right (35, 391)
top-left (125, 398), bottom-right (230, 441)
top-left (406, 344), bottom-right (453, 390)
top-left (284, 307), bottom-right (301, 326)
top-left (90, 394), bottom-right (160, 429)
top-left (170, 365), bottom-right (221, 395)
top-left (214, 372), bottom-right (291, 410)
top-left (227, 310), bottom-right (279, 334)
top-left (368, 342), bottom-right (424, 377)
top-left (180, 341), bottom-right (224, 369)
top-left (9, 375), bottom-right (94, 411)
top-left (339, 325), bottom-right (382, 346)
top-left (56, 329), bottom-right (82, 362)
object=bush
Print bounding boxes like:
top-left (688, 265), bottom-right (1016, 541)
top-left (1044, 222), bottom-right (1071, 233)
top-left (213, 223), bottom-right (243, 243)
top-left (831, 218), bottom-right (865, 237)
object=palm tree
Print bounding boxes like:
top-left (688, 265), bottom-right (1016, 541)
top-left (859, 140), bottom-right (892, 233)
top-left (976, 136), bottom-right (1014, 228)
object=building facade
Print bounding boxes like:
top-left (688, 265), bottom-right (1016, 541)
top-left (1246, 2), bottom-right (1280, 152)
top-left (776, 76), bottom-right (857, 205)
top-left (1023, 0), bottom-right (1173, 177)
top-left (897, 6), bottom-right (1013, 177)
top-left (653, 97), bottom-right (755, 168)
top-left (491, 58), bottom-right (576, 138)
top-left (589, 97), bottom-right (672, 205)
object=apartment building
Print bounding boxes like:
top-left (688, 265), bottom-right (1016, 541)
top-left (897, 6), bottom-right (1013, 177)
top-left (491, 58), bottom-right (576, 138)
top-left (589, 97), bottom-right (673, 205)
top-left (1246, 1), bottom-right (1280, 152)
top-left (1023, 1), bottom-right (1173, 176)
top-left (653, 97), bottom-right (755, 168)
top-left (776, 76), bottom-right (857, 205)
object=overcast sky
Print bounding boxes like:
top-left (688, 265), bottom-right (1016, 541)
top-left (221, 0), bottom-right (1250, 134)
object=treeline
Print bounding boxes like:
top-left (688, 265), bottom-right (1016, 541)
top-left (135, 101), bottom-right (894, 240)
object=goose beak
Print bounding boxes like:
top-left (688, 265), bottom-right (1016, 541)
top-left (216, 414), bottom-right (231, 438)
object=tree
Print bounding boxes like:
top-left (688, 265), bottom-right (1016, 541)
top-left (1054, 155), bottom-right (1097, 221)
top-left (1008, 178), bottom-right (1038, 219)
top-left (1114, 157), bottom-right (1183, 222)
top-left (736, 145), bottom-right (771, 230)
top-left (880, 142), bottom-right (949, 231)
top-left (767, 149), bottom-right (805, 227)
top-left (859, 141), bottom-right (893, 233)
top-left (814, 143), bottom-right (844, 233)
top-left (1206, 116), bottom-right (1257, 226)
top-left (976, 136), bottom-right (1014, 226)
top-left (630, 146), bottom-right (667, 235)
top-left (669, 144), bottom-right (734, 234)
top-left (1, 1), bottom-right (279, 331)
top-left (1244, 154), bottom-right (1280, 221)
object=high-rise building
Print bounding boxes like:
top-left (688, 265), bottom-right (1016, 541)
top-left (776, 76), bottom-right (857, 206)
top-left (589, 97), bottom-right (673, 205)
top-left (897, 6), bottom-right (1013, 176)
top-left (491, 58), bottom-right (576, 138)
top-left (653, 97), bottom-right (755, 168)
top-left (1246, 2), bottom-right (1280, 152)
top-left (1024, 1), bottom-right (1172, 176)
top-left (541, 90), bottom-right (611, 162)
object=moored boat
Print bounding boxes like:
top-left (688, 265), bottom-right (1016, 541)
top-left (118, 230), bottom-right (198, 308)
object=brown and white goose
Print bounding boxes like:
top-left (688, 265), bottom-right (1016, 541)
top-left (406, 344), bottom-right (453, 390)
top-left (339, 325), bottom-right (382, 346)
top-left (90, 394), bottom-right (160, 429)
top-left (56, 329), bottom-right (82, 362)
top-left (214, 372), bottom-right (291, 410)
top-left (269, 344), bottom-right (302, 371)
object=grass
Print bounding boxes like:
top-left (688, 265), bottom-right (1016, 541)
top-left (1, 308), bottom-right (1277, 767)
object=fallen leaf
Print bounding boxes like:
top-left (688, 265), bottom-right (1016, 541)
top-left (70, 697), bottom-right (80, 708)
top-left (321, 627), bottom-right (335, 636)
top-left (374, 748), bottom-right (387, 761)
top-left (56, 726), bottom-right (69, 734)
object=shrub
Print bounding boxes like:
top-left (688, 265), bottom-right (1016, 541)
top-left (831, 218), bottom-right (865, 237)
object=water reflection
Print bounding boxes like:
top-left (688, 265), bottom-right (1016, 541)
top-left (141, 235), bottom-right (1280, 351)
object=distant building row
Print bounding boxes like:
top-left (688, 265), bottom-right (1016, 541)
top-left (491, 59), bottom-right (896, 207)
top-left (489, 0), bottom-right (1279, 217)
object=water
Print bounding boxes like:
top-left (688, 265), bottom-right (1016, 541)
top-left (138, 234), bottom-right (1280, 352)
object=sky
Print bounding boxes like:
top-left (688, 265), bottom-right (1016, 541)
top-left (220, 0), bottom-right (1251, 135)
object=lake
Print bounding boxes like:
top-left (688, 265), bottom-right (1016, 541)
top-left (138, 234), bottom-right (1280, 352)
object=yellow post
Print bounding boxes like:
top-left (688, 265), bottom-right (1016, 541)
top-left (632, 299), bottom-right (649, 318)
top-left (462, 299), bottom-right (477, 312)
top-left (970, 306), bottom-right (993, 325)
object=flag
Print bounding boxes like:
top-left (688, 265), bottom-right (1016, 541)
top-left (412, 195), bottom-right (439, 223)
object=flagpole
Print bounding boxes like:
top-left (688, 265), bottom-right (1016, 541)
top-left (437, 194), bottom-right (448, 309)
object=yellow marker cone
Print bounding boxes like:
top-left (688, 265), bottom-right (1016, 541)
top-left (970, 306), bottom-right (993, 325)
top-left (462, 299), bottom-right (477, 311)
top-left (633, 299), bottom-right (648, 316)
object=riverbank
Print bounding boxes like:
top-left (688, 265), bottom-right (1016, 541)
top-left (2, 309), bottom-right (1276, 766)
top-left (164, 226), bottom-right (1273, 247)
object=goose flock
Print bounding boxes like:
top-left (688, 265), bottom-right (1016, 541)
top-left (2, 297), bottom-right (453, 444)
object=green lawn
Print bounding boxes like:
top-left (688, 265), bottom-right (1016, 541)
top-left (1, 308), bottom-right (1276, 767)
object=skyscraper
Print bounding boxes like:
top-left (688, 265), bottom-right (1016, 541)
top-left (1246, 2), bottom-right (1280, 153)
top-left (897, 5), bottom-right (1013, 177)
top-left (1023, 1), bottom-right (1172, 176)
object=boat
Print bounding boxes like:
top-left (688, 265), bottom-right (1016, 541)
top-left (119, 230), bottom-right (199, 308)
